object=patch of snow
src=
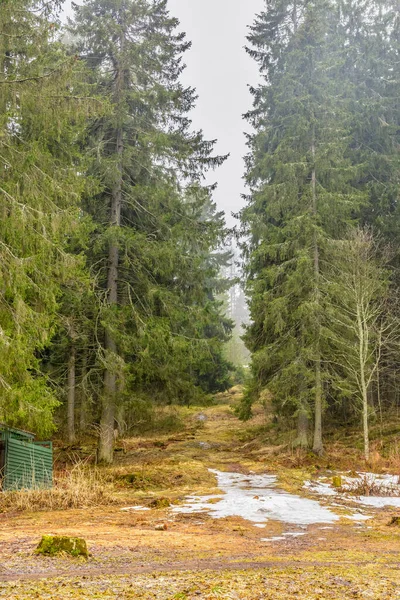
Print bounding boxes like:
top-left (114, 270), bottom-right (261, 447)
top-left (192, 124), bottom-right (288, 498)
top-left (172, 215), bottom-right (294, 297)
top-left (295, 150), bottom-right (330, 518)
top-left (120, 506), bottom-right (150, 512)
top-left (198, 441), bottom-right (211, 449)
top-left (355, 496), bottom-right (400, 508)
top-left (261, 536), bottom-right (286, 542)
top-left (304, 480), bottom-right (338, 496)
top-left (344, 514), bottom-right (373, 521)
top-left (306, 472), bottom-right (400, 509)
top-left (342, 473), bottom-right (399, 494)
top-left (173, 470), bottom-right (339, 526)
top-left (196, 413), bottom-right (207, 422)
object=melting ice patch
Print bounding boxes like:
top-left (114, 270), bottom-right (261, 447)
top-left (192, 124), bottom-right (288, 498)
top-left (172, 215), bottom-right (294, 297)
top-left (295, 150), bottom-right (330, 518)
top-left (305, 472), bottom-right (400, 508)
top-left (173, 470), bottom-right (339, 526)
top-left (304, 480), bottom-right (337, 496)
top-left (261, 533), bottom-right (306, 542)
top-left (345, 513), bottom-right (373, 521)
top-left (355, 496), bottom-right (400, 508)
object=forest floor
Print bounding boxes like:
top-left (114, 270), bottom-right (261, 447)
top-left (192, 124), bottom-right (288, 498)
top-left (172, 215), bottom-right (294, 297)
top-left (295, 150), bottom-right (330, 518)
top-left (2, 391), bottom-right (400, 598)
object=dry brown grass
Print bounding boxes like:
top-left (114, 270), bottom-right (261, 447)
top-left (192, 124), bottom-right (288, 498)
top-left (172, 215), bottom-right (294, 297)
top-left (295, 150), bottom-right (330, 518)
top-left (341, 474), bottom-right (400, 497)
top-left (0, 462), bottom-right (115, 513)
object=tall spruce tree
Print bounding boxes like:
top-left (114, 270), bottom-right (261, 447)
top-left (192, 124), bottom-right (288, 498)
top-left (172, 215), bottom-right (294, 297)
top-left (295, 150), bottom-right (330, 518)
top-left (70, 0), bottom-right (231, 462)
top-left (340, 0), bottom-right (400, 415)
top-left (240, 0), bottom-right (365, 451)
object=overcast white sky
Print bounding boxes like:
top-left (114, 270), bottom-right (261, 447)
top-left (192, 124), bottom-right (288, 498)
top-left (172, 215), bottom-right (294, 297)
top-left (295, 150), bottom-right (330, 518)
top-left (62, 0), bottom-right (264, 226)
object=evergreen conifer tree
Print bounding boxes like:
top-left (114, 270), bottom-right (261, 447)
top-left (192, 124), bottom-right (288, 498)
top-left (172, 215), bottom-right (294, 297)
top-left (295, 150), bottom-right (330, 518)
top-left (70, 0), bottom-right (231, 462)
top-left (0, 0), bottom-right (93, 435)
top-left (240, 0), bottom-right (365, 451)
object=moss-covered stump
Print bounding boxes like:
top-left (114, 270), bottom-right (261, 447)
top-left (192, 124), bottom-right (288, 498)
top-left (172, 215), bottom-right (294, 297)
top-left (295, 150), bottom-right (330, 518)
top-left (36, 536), bottom-right (88, 558)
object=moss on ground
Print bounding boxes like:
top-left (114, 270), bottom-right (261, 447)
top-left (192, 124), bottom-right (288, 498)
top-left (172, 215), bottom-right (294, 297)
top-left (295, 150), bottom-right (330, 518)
top-left (3, 563), bottom-right (400, 599)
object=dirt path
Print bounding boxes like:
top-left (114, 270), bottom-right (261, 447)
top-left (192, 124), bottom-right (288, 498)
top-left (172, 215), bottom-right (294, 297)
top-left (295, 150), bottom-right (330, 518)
top-left (2, 400), bottom-right (400, 598)
top-left (2, 557), bottom-right (390, 583)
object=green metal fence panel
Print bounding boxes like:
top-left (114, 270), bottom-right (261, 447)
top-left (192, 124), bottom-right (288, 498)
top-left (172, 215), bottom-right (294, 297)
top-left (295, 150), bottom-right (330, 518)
top-left (0, 426), bottom-right (34, 443)
top-left (3, 438), bottom-right (53, 491)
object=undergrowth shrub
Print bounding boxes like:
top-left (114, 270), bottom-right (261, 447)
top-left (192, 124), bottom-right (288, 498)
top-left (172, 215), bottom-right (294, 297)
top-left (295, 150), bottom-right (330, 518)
top-left (123, 400), bottom-right (185, 434)
top-left (341, 474), bottom-right (400, 497)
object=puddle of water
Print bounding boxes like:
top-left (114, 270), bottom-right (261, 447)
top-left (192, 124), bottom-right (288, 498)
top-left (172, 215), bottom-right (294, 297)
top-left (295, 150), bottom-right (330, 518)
top-left (173, 470), bottom-right (339, 526)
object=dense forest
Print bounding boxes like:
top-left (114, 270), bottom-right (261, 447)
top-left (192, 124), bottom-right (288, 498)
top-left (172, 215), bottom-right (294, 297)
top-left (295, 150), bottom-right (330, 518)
top-left (1, 0), bottom-right (400, 465)
top-left (239, 0), bottom-right (400, 460)
top-left (0, 0), bottom-right (234, 463)
top-left (4, 3), bottom-right (400, 598)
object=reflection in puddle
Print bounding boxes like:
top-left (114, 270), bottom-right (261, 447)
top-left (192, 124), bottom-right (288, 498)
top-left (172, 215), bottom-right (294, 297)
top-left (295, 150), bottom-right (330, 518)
top-left (173, 470), bottom-right (339, 526)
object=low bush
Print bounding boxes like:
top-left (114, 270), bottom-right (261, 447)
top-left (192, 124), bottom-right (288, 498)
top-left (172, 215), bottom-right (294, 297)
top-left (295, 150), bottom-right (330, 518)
top-left (341, 474), bottom-right (400, 497)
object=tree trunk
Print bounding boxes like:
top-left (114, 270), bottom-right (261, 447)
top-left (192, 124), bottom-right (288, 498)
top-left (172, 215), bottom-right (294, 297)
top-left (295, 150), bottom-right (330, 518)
top-left (362, 384), bottom-right (370, 462)
top-left (294, 407), bottom-right (309, 448)
top-left (292, 0), bottom-right (298, 32)
top-left (67, 345), bottom-right (76, 445)
top-left (98, 54), bottom-right (124, 465)
top-left (116, 402), bottom-right (127, 437)
top-left (115, 376), bottom-right (127, 436)
top-left (313, 360), bottom-right (323, 454)
top-left (311, 127), bottom-right (324, 455)
top-left (357, 305), bottom-right (370, 462)
top-left (79, 349), bottom-right (89, 433)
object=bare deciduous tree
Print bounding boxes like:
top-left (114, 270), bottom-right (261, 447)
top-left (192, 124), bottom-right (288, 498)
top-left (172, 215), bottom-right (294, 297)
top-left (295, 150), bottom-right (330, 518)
top-left (324, 229), bottom-right (398, 461)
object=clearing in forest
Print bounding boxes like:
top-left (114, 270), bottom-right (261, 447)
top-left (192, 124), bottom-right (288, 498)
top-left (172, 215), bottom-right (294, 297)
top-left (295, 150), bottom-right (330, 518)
top-left (1, 392), bottom-right (400, 599)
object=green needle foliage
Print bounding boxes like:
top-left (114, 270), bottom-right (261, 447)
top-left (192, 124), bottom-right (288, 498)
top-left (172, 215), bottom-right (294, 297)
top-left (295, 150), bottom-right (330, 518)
top-left (240, 0), bottom-right (400, 453)
top-left (6, 0), bottom-right (400, 460)
top-left (0, 0), bottom-right (95, 435)
top-left (240, 0), bottom-right (362, 447)
top-left (69, 0), bottom-right (232, 461)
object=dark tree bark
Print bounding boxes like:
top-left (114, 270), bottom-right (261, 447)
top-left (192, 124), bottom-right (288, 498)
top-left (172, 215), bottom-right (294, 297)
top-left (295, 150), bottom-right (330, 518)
top-left (98, 51), bottom-right (124, 464)
top-left (67, 345), bottom-right (76, 445)
top-left (294, 407), bottom-right (309, 449)
top-left (311, 127), bottom-right (323, 456)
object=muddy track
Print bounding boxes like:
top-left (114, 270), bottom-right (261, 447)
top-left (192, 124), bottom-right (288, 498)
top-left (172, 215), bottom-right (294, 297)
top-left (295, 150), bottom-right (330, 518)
top-left (0, 557), bottom-right (398, 583)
